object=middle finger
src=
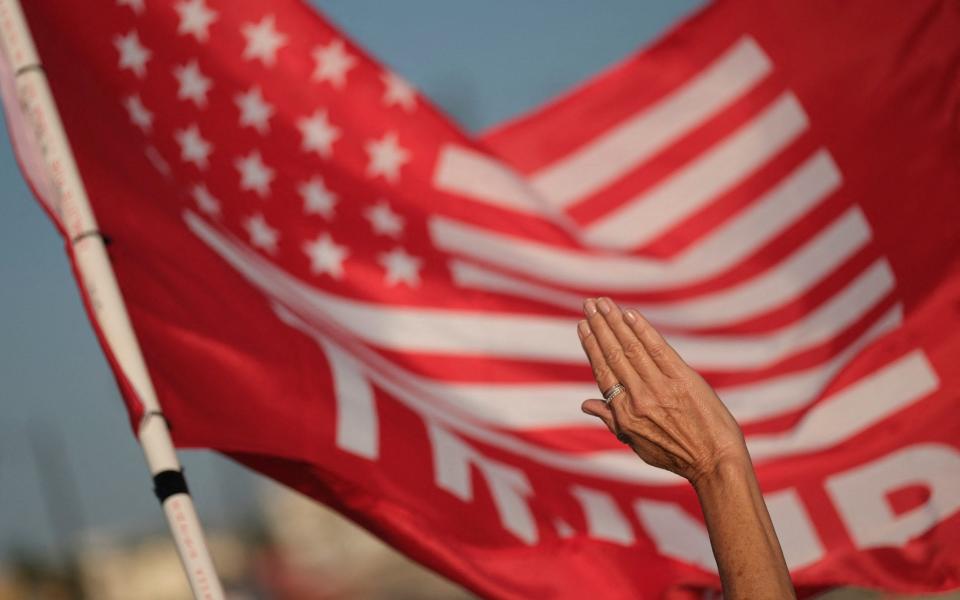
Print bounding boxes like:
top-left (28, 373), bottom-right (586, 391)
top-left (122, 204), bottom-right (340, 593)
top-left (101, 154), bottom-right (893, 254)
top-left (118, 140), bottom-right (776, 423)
top-left (595, 297), bottom-right (662, 382)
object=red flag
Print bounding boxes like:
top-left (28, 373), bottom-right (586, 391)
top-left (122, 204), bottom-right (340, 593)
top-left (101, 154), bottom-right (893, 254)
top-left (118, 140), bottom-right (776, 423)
top-left (3, 0), bottom-right (959, 597)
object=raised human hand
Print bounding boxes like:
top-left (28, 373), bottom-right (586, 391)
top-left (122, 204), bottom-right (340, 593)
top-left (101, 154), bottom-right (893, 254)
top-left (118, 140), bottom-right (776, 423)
top-left (577, 297), bottom-right (748, 485)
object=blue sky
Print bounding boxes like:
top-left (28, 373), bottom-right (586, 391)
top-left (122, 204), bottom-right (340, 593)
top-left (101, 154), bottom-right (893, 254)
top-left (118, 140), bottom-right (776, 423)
top-left (0, 0), bottom-right (704, 557)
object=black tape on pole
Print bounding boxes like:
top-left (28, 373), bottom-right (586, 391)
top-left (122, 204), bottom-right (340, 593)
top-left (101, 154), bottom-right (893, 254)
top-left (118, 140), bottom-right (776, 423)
top-left (71, 229), bottom-right (112, 246)
top-left (153, 469), bottom-right (190, 503)
top-left (14, 62), bottom-right (43, 78)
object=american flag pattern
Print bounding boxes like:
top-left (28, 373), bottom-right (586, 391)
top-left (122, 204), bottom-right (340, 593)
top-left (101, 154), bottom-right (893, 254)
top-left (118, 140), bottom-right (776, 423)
top-left (6, 0), bottom-right (960, 597)
top-left (114, 1), bottom-right (924, 458)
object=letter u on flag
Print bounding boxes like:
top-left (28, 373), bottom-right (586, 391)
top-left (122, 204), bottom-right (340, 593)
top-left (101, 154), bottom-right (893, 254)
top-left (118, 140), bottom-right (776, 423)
top-left (2, 0), bottom-right (959, 597)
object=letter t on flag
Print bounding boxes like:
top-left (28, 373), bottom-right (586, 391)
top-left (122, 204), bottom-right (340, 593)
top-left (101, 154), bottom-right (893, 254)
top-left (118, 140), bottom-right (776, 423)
top-left (2, 0), bottom-right (959, 598)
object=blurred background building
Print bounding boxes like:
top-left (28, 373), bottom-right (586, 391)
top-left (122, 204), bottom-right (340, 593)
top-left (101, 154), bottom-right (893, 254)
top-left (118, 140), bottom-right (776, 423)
top-left (2, 476), bottom-right (958, 598)
top-left (4, 476), bottom-right (959, 599)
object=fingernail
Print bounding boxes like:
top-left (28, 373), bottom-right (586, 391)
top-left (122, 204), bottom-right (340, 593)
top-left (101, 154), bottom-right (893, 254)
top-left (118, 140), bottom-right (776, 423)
top-left (577, 319), bottom-right (591, 337)
top-left (597, 297), bottom-right (612, 314)
top-left (583, 298), bottom-right (597, 315)
top-left (624, 309), bottom-right (637, 323)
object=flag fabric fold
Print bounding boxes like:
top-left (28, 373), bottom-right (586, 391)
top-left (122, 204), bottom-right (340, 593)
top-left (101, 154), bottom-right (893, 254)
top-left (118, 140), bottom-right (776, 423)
top-left (3, 0), bottom-right (959, 597)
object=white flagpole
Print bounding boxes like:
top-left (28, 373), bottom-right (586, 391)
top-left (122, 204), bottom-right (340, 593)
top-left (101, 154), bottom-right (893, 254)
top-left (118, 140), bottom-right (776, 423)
top-left (0, 2), bottom-right (225, 598)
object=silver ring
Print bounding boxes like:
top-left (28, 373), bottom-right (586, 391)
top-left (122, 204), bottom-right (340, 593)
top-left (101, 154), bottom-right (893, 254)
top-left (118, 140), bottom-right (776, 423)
top-left (602, 383), bottom-right (625, 404)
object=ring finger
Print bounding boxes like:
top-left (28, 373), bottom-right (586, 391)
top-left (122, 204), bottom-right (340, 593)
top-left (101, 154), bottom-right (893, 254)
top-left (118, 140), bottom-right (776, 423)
top-left (577, 316), bottom-right (641, 411)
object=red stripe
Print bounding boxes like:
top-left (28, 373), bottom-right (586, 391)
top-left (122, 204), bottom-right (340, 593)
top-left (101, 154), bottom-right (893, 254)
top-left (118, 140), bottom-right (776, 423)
top-left (564, 77), bottom-right (784, 228)
top-left (481, 32), bottom-right (747, 174)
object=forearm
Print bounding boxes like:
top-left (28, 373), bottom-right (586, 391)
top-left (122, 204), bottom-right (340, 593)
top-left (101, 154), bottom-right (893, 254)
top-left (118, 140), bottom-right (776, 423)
top-left (693, 451), bottom-right (795, 600)
top-left (576, 300), bottom-right (795, 597)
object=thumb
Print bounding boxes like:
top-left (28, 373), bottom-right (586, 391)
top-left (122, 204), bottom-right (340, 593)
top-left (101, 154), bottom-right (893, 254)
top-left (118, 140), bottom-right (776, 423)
top-left (582, 398), bottom-right (617, 435)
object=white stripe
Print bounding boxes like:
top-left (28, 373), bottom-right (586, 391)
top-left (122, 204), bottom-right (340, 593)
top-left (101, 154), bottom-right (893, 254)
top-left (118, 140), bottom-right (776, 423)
top-left (185, 211), bottom-right (893, 371)
top-left (449, 259), bottom-right (585, 310)
top-left (530, 37), bottom-right (773, 208)
top-left (747, 351), bottom-right (939, 461)
top-left (639, 208), bottom-right (871, 327)
top-left (433, 144), bottom-right (546, 214)
top-left (418, 379), bottom-right (600, 429)
top-left (720, 304), bottom-right (902, 422)
top-left (419, 304), bottom-right (902, 430)
top-left (449, 205), bottom-right (870, 330)
top-left (430, 149), bottom-right (843, 292)
top-left (668, 259), bottom-right (895, 370)
top-left (583, 93), bottom-right (809, 249)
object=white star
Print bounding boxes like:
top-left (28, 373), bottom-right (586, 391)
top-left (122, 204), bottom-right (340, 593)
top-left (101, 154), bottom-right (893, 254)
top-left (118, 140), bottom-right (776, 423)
top-left (235, 150), bottom-right (275, 197)
top-left (378, 247), bottom-right (422, 287)
top-left (117, 0), bottom-right (145, 15)
top-left (303, 233), bottom-right (348, 278)
top-left (365, 132), bottom-right (409, 182)
top-left (190, 183), bottom-right (220, 216)
top-left (241, 15), bottom-right (287, 67)
top-left (297, 109), bottom-right (340, 158)
top-left (311, 39), bottom-right (356, 88)
top-left (299, 177), bottom-right (337, 219)
top-left (244, 213), bottom-right (279, 254)
top-left (381, 72), bottom-right (416, 111)
top-left (123, 94), bottom-right (153, 133)
top-left (234, 86), bottom-right (274, 134)
top-left (365, 200), bottom-right (404, 238)
top-left (175, 0), bottom-right (218, 42)
top-left (114, 31), bottom-right (151, 78)
top-left (174, 124), bottom-right (213, 169)
top-left (173, 60), bottom-right (213, 107)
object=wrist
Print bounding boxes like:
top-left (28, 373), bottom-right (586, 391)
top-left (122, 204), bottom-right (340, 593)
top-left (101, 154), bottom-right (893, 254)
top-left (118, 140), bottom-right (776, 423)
top-left (690, 444), bottom-right (753, 494)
